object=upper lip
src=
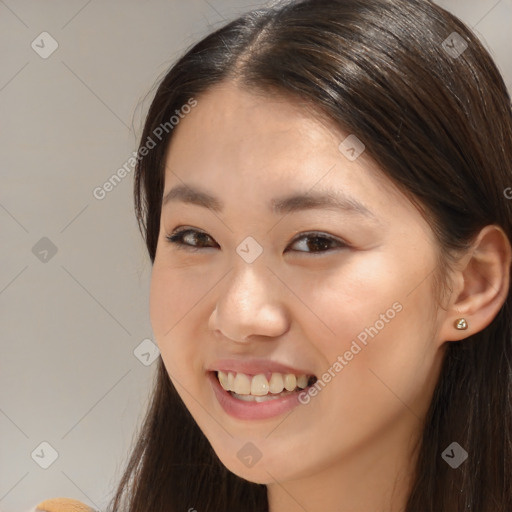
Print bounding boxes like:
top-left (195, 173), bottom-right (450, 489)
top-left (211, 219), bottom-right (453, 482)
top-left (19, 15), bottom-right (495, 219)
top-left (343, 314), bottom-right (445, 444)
top-left (207, 358), bottom-right (316, 377)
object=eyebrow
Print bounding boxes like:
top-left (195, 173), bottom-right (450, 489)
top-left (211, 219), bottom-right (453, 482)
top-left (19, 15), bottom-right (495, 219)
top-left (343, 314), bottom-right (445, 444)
top-left (162, 184), bottom-right (379, 221)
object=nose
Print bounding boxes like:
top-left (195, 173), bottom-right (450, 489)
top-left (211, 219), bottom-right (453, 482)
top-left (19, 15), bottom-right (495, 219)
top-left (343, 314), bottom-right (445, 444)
top-left (208, 264), bottom-right (290, 343)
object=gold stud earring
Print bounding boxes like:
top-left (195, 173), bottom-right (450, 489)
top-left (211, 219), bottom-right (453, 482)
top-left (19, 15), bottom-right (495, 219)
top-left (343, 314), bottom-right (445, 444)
top-left (454, 318), bottom-right (468, 330)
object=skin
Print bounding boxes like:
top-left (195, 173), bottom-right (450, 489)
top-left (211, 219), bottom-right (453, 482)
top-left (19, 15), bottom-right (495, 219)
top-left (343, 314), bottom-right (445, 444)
top-left (149, 81), bottom-right (511, 512)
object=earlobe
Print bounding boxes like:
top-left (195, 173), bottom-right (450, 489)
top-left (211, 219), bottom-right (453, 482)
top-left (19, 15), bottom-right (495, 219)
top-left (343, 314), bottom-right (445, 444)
top-left (439, 224), bottom-right (511, 343)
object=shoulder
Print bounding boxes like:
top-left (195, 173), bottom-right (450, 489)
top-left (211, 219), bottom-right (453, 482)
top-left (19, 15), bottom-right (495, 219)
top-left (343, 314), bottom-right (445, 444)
top-left (28, 498), bottom-right (97, 512)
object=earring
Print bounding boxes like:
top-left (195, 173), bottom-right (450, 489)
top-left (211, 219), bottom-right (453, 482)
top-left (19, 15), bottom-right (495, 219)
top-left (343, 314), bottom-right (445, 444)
top-left (454, 318), bottom-right (468, 330)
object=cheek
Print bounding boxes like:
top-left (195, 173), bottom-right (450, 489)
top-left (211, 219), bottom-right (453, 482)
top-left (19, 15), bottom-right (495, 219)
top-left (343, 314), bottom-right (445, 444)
top-left (149, 261), bottom-right (196, 376)
top-left (288, 251), bottom-right (408, 342)
top-left (298, 248), bottom-right (439, 395)
top-left (149, 262), bottom-right (172, 343)
top-left (149, 254), bottom-right (206, 340)
top-left (149, 255), bottom-right (219, 401)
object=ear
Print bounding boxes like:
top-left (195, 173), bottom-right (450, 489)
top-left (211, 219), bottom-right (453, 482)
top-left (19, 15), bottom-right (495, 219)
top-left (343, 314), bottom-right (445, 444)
top-left (438, 224), bottom-right (511, 343)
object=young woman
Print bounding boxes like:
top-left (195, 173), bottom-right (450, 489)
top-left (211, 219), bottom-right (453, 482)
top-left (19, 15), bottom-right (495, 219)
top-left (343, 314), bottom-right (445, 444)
top-left (107, 0), bottom-right (512, 510)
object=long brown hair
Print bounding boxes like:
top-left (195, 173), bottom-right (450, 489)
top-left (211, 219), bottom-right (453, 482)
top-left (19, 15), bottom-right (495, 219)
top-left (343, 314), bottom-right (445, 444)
top-left (108, 1), bottom-right (512, 510)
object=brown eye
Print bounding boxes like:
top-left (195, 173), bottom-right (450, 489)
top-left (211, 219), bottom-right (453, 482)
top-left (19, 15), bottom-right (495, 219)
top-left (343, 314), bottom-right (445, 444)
top-left (288, 232), bottom-right (348, 254)
top-left (166, 228), bottom-right (217, 251)
top-left (165, 228), bottom-right (348, 255)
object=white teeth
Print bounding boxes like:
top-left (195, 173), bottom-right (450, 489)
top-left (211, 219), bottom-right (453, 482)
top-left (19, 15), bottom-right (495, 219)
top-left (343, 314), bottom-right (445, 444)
top-left (227, 372), bottom-right (235, 391)
top-left (269, 373), bottom-right (284, 394)
top-left (233, 373), bottom-right (251, 395)
top-left (296, 374), bottom-right (308, 389)
top-left (251, 374), bottom-right (270, 396)
top-left (216, 370), bottom-right (312, 397)
top-left (232, 392), bottom-right (285, 402)
top-left (218, 371), bottom-right (229, 390)
top-left (284, 374), bottom-right (297, 391)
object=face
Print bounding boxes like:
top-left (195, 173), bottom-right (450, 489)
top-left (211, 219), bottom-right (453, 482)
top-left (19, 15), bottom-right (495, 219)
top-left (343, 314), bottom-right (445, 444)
top-left (150, 81), bottom-right (447, 485)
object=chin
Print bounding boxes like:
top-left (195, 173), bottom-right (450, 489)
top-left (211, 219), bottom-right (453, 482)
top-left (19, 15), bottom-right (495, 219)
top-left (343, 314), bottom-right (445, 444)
top-left (213, 443), bottom-right (301, 485)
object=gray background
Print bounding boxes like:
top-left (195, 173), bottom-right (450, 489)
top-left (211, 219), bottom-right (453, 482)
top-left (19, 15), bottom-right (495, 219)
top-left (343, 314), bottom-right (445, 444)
top-left (1, 1), bottom-right (510, 510)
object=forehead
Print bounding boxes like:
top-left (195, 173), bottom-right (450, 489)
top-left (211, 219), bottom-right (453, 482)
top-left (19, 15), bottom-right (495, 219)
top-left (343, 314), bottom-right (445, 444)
top-left (168, 82), bottom-right (341, 161)
top-left (162, 81), bottom-right (413, 223)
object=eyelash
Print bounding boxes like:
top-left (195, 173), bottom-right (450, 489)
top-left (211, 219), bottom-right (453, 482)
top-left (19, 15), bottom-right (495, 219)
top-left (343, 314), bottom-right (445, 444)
top-left (165, 228), bottom-right (348, 255)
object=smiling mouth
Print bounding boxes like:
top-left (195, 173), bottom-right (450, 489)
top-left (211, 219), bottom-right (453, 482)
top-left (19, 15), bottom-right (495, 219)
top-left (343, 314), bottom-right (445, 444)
top-left (214, 370), bottom-right (318, 402)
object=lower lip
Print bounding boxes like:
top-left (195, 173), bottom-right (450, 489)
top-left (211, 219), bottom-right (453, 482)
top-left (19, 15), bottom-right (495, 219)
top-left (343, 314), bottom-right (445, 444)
top-left (208, 371), bottom-right (306, 420)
